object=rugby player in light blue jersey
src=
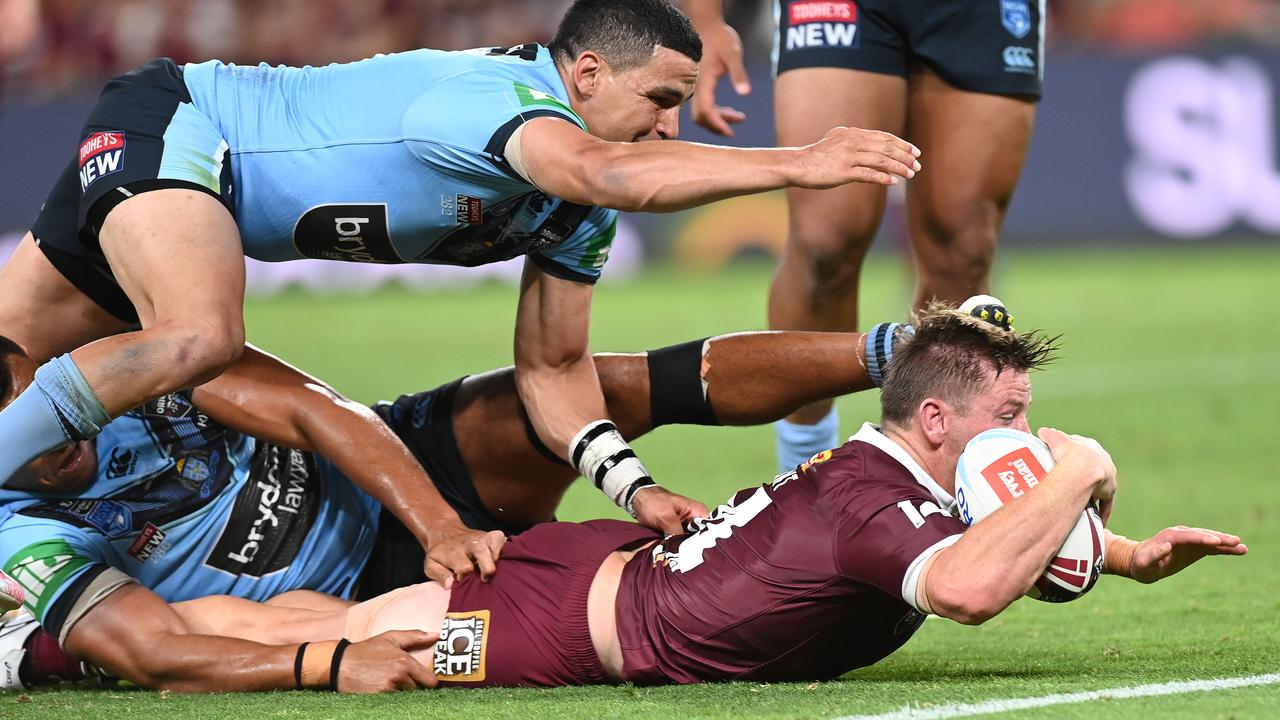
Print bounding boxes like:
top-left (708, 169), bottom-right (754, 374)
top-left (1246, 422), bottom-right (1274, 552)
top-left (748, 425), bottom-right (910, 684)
top-left (0, 0), bottom-right (921, 578)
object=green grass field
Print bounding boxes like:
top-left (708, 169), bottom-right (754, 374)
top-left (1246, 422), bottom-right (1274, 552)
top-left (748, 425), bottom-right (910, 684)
top-left (8, 245), bottom-right (1279, 719)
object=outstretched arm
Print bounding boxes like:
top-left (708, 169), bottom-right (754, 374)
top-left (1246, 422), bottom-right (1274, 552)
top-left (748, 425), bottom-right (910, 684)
top-left (192, 345), bottom-right (505, 587)
top-left (1103, 526), bottom-right (1247, 583)
top-left (64, 583), bottom-right (437, 693)
top-left (518, 118), bottom-right (919, 213)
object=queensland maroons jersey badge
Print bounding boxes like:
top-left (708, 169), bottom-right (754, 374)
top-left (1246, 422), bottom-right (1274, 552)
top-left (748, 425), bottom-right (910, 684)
top-left (434, 611), bottom-right (489, 682)
top-left (78, 131), bottom-right (125, 190)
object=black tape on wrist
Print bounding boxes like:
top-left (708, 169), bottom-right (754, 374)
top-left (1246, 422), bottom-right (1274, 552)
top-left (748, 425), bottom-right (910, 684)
top-left (294, 642), bottom-right (309, 690)
top-left (593, 448), bottom-right (638, 489)
top-left (571, 421), bottom-right (616, 469)
top-left (328, 638), bottom-right (352, 692)
top-left (622, 476), bottom-right (657, 513)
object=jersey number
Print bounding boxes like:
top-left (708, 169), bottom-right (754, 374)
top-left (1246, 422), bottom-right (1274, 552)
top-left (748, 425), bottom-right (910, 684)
top-left (654, 487), bottom-right (774, 573)
top-left (896, 500), bottom-right (947, 529)
top-left (487, 43), bottom-right (539, 61)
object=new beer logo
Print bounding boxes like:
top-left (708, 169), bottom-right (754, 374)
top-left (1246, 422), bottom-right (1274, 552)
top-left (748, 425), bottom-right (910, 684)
top-left (78, 132), bottom-right (126, 190)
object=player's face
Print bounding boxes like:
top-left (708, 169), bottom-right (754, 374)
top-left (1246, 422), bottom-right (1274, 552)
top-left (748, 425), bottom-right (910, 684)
top-left (579, 46), bottom-right (697, 142)
top-left (0, 354), bottom-right (98, 494)
top-left (940, 367), bottom-right (1033, 482)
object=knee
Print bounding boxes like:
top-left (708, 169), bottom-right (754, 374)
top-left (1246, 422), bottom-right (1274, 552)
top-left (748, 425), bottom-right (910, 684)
top-left (786, 220), bottom-right (879, 298)
top-left (912, 201), bottom-right (1001, 292)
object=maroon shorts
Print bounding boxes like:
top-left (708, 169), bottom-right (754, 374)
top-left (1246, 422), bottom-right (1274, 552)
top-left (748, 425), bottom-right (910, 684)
top-left (435, 519), bottom-right (659, 687)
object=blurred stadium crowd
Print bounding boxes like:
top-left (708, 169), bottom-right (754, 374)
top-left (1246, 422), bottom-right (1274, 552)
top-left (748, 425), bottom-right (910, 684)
top-left (3, 0), bottom-right (1280, 103)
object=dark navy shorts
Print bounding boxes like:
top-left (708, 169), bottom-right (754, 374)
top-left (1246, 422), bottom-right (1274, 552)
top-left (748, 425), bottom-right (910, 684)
top-left (30, 58), bottom-right (235, 324)
top-left (774, 0), bottom-right (1044, 98)
top-left (356, 377), bottom-right (531, 600)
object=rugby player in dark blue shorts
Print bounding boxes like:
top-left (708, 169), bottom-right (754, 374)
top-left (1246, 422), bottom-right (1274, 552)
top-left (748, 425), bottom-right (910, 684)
top-left (0, 0), bottom-right (921, 565)
top-left (687, 0), bottom-right (1045, 472)
top-left (8, 307), bottom-right (1242, 691)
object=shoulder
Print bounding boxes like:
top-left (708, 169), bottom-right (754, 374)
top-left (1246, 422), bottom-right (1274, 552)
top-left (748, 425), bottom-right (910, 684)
top-left (404, 44), bottom-right (583, 140)
top-left (808, 441), bottom-right (922, 499)
top-left (807, 441), bottom-right (947, 528)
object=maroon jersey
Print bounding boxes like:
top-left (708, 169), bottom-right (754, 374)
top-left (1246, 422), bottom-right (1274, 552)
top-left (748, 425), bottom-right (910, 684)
top-left (614, 424), bottom-right (967, 684)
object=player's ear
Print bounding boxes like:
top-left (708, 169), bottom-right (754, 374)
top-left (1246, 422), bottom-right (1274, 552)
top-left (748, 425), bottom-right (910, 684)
top-left (572, 51), bottom-right (605, 98)
top-left (916, 397), bottom-right (949, 447)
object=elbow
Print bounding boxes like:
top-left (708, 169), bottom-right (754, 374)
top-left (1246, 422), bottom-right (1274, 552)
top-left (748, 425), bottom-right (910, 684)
top-left (930, 576), bottom-right (1011, 626)
top-left (580, 145), bottom-right (654, 213)
top-left (948, 601), bottom-right (1001, 626)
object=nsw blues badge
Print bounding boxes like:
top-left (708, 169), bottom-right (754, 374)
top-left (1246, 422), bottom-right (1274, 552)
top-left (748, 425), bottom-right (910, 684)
top-left (1000, 0), bottom-right (1032, 39)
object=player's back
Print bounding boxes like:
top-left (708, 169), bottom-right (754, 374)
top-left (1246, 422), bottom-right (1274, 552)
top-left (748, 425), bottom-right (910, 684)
top-left (614, 429), bottom-right (967, 684)
top-left (180, 46), bottom-right (587, 264)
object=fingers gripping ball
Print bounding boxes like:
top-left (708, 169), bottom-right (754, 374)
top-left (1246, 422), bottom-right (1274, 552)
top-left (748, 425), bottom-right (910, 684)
top-left (954, 429), bottom-right (1105, 603)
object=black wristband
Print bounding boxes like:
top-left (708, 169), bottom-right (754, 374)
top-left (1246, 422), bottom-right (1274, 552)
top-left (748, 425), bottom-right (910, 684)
top-left (293, 642), bottom-right (309, 690)
top-left (328, 639), bottom-right (352, 692)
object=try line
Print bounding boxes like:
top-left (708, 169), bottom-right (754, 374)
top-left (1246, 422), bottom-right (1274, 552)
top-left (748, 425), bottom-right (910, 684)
top-left (832, 673), bottom-right (1280, 720)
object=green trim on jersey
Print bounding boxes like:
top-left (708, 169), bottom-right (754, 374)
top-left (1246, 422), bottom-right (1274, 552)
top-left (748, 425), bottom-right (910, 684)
top-left (4, 539), bottom-right (93, 620)
top-left (578, 217), bottom-right (616, 270)
top-left (513, 82), bottom-right (586, 128)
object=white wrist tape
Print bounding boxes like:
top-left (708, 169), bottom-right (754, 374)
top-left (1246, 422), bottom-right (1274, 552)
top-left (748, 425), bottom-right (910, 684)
top-left (570, 420), bottom-right (656, 515)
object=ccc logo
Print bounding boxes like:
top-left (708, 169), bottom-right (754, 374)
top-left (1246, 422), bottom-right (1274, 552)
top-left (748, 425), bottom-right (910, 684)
top-left (1003, 46), bottom-right (1036, 69)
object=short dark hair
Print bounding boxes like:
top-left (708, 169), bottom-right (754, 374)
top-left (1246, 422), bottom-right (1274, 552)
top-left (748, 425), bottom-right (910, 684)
top-left (0, 335), bottom-right (28, 407)
top-left (549, 0), bottom-right (702, 71)
top-left (880, 305), bottom-right (1059, 425)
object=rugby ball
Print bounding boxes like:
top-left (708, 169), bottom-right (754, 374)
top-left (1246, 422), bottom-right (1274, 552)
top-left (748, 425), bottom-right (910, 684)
top-left (954, 428), bottom-right (1105, 603)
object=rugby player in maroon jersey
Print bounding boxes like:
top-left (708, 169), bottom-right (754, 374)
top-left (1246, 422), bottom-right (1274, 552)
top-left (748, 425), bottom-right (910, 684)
top-left (85, 305), bottom-right (1243, 691)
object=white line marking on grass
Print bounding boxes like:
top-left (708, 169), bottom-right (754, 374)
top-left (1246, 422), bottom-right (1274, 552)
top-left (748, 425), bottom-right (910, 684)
top-left (833, 673), bottom-right (1280, 720)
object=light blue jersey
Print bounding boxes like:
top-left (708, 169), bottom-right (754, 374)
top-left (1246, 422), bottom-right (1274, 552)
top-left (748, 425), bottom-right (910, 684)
top-left (0, 393), bottom-right (381, 637)
top-left (180, 44), bottom-right (616, 282)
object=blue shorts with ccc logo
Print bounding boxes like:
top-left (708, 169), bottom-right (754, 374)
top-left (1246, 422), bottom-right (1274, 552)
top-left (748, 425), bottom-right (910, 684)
top-left (773, 0), bottom-right (1045, 98)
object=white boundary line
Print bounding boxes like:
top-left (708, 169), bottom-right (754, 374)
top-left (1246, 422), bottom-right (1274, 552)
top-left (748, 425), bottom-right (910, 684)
top-left (832, 673), bottom-right (1280, 720)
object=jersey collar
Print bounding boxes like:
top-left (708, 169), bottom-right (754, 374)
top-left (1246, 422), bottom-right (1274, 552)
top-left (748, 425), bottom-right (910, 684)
top-left (849, 422), bottom-right (957, 513)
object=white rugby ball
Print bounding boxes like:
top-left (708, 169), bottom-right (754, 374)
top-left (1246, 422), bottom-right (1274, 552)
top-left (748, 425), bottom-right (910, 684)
top-left (954, 428), bottom-right (1105, 603)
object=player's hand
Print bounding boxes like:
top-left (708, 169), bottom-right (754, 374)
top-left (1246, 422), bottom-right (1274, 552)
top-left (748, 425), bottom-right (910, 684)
top-left (423, 523), bottom-right (507, 589)
top-left (792, 127), bottom-right (921, 189)
top-left (1128, 526), bottom-right (1247, 584)
top-left (336, 630), bottom-right (439, 693)
top-left (1037, 427), bottom-right (1117, 525)
top-left (631, 485), bottom-right (709, 536)
top-left (691, 20), bottom-right (752, 136)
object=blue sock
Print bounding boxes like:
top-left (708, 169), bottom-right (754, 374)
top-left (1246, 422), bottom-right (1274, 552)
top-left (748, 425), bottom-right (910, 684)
top-left (0, 354), bottom-right (109, 482)
top-left (774, 408), bottom-right (840, 474)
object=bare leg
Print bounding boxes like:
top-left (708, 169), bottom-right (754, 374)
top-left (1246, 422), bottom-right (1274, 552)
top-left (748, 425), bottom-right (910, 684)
top-left (459, 330), bottom-right (874, 527)
top-left (770, 68), bottom-right (907, 425)
top-left (71, 189), bottom-right (246, 415)
top-left (172, 583), bottom-right (448, 666)
top-left (904, 67), bottom-right (1037, 308)
top-left (0, 233), bottom-right (130, 361)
